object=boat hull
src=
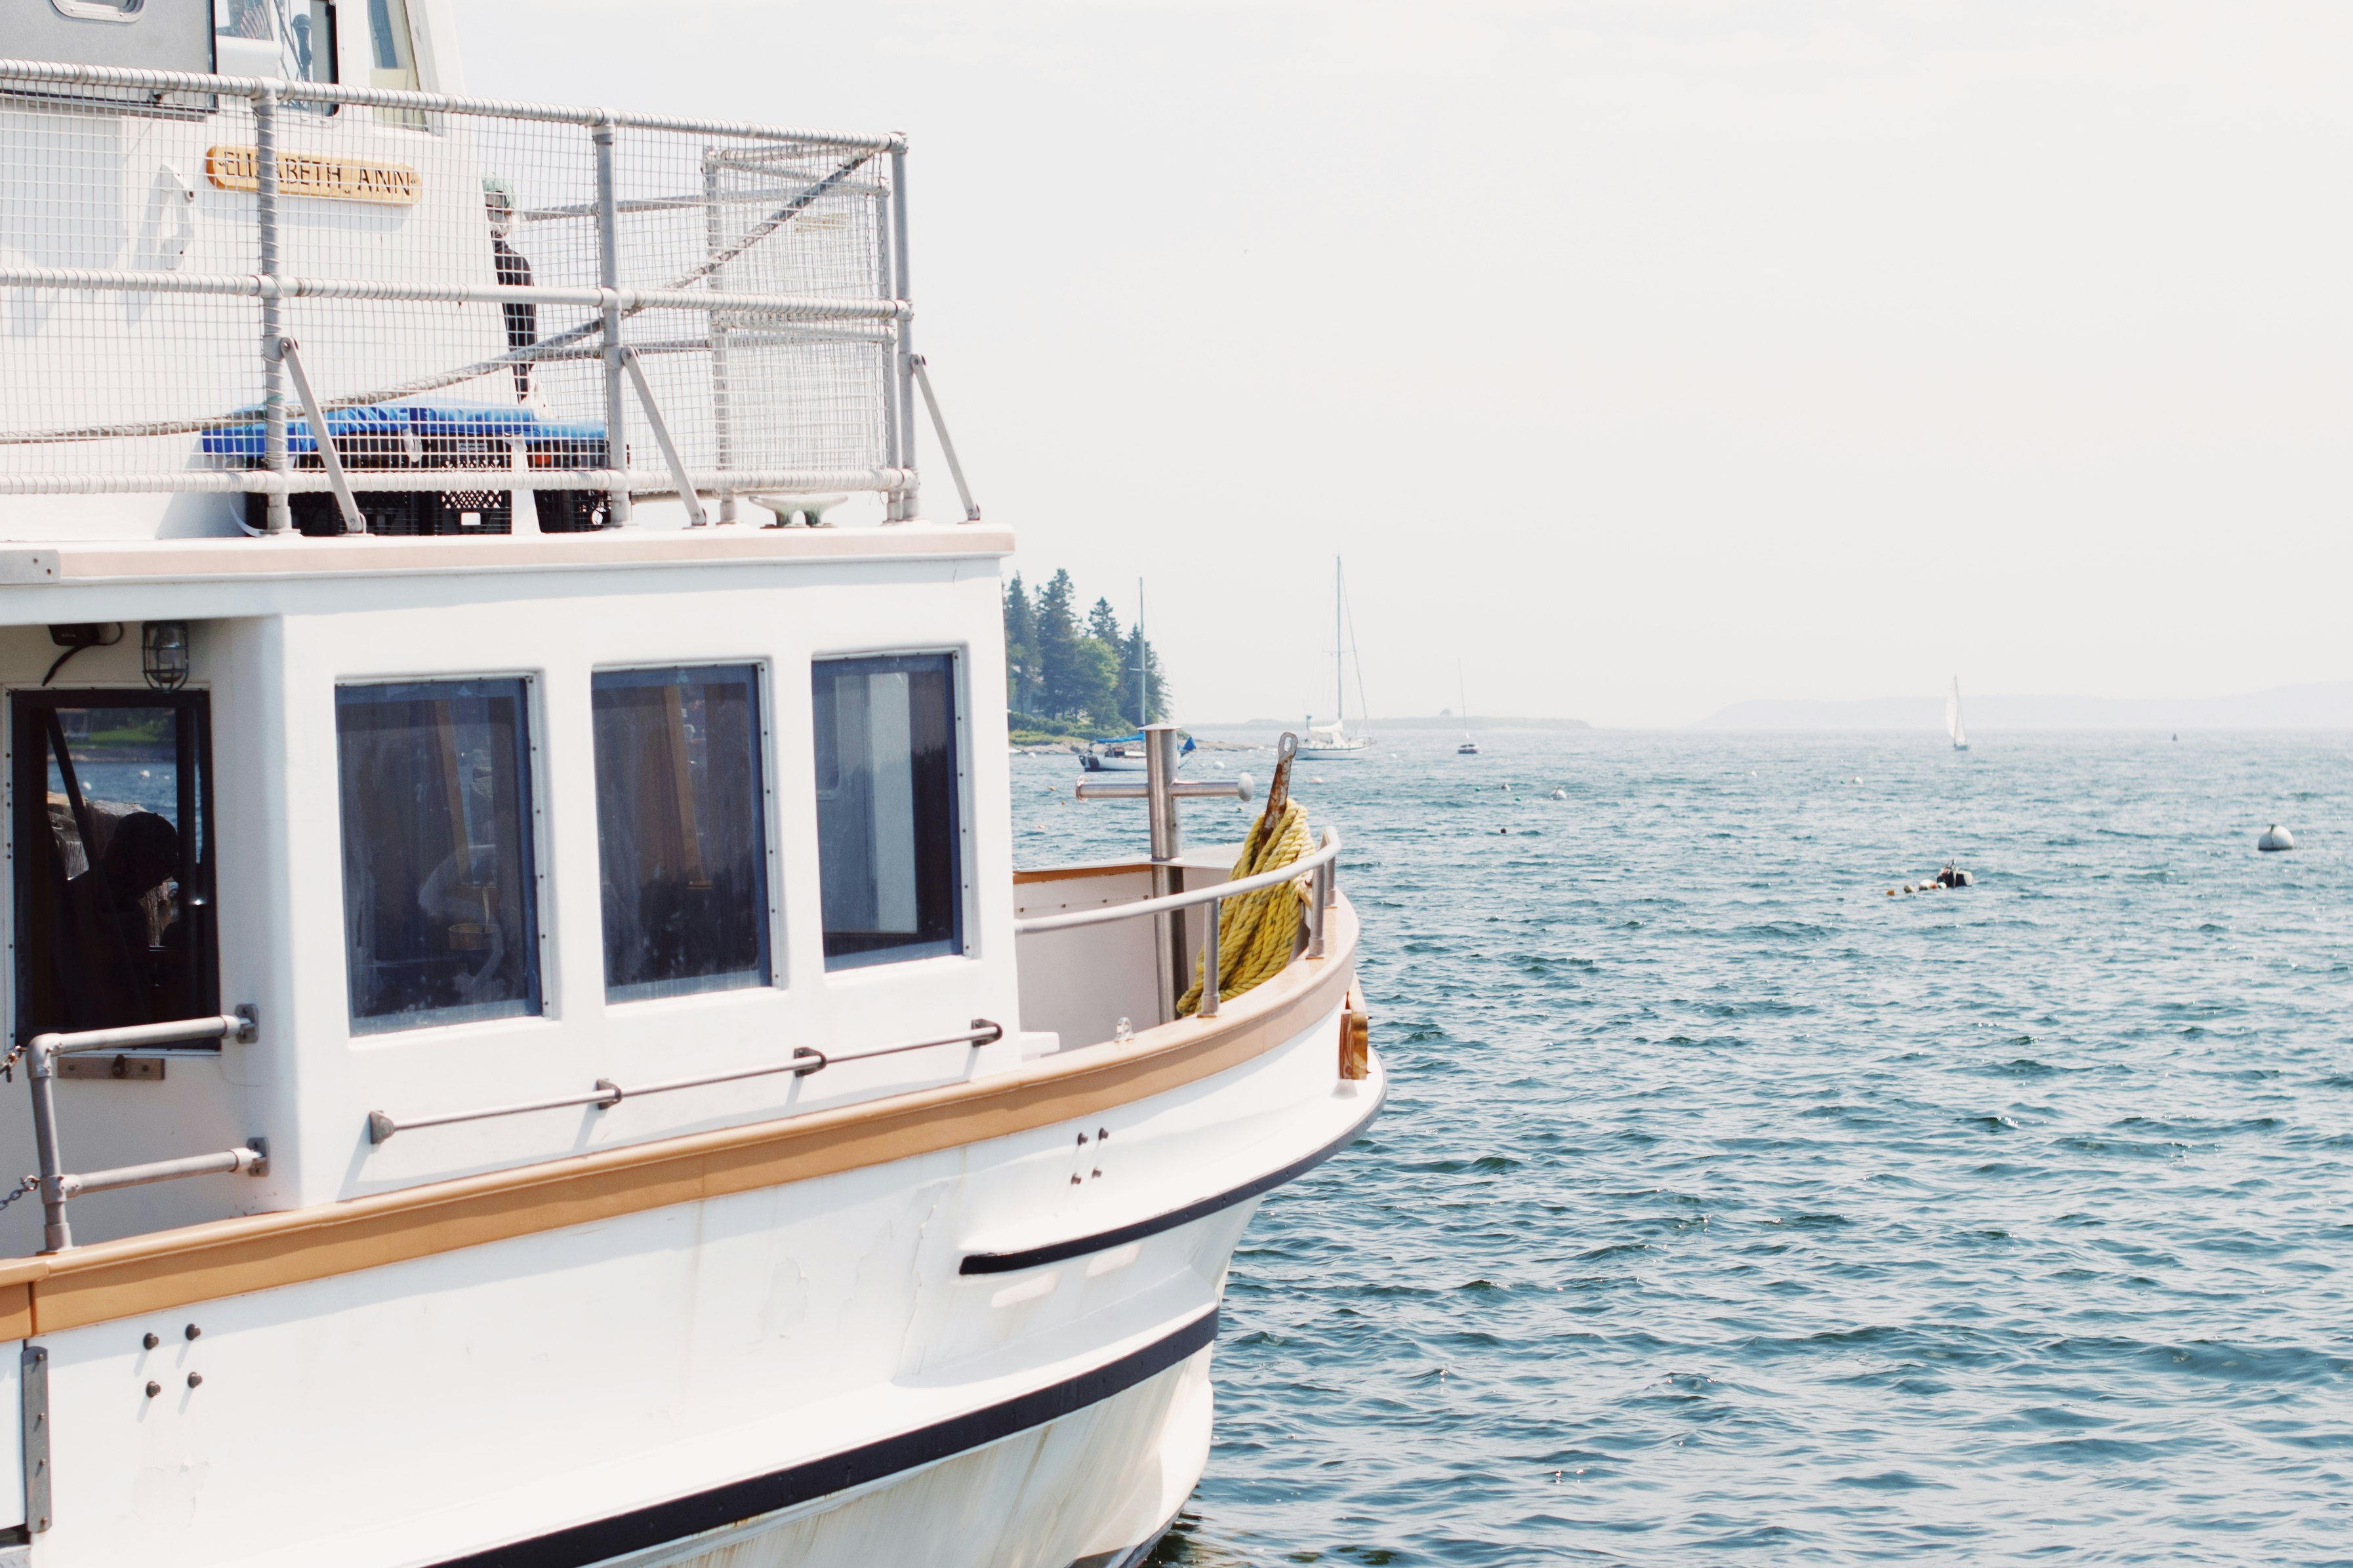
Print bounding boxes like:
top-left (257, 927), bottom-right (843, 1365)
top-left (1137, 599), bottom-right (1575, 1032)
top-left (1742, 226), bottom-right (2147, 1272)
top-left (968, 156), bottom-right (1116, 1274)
top-left (11, 925), bottom-right (1377, 1568)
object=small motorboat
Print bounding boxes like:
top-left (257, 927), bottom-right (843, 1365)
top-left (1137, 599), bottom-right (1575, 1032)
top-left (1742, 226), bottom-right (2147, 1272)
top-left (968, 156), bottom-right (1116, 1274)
top-left (1080, 732), bottom-right (1193, 773)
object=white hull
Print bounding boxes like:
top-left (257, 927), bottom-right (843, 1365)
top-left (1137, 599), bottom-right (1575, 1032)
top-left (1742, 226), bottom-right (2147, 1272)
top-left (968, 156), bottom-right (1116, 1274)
top-left (25, 989), bottom-right (1380, 1567)
top-left (1294, 746), bottom-right (1368, 761)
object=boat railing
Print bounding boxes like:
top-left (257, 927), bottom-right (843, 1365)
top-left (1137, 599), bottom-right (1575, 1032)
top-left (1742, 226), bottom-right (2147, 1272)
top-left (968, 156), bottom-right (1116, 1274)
top-left (360, 1019), bottom-right (1004, 1146)
top-left (21, 1007), bottom-right (264, 1253)
top-left (0, 58), bottom-right (954, 529)
top-left (1013, 827), bottom-right (1342, 1018)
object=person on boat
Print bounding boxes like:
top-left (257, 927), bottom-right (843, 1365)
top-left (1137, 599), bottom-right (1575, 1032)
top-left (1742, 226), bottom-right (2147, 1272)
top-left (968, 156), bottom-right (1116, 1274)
top-left (66, 811), bottom-right (188, 1023)
top-left (483, 178), bottom-right (539, 402)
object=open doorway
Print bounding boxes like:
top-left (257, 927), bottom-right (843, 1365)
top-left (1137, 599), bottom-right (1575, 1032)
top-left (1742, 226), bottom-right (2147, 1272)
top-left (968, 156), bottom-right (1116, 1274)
top-left (12, 692), bottom-right (217, 1043)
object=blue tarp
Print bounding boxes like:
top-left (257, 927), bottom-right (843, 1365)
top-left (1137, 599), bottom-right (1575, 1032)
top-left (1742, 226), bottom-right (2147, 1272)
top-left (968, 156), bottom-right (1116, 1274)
top-left (202, 401), bottom-right (607, 459)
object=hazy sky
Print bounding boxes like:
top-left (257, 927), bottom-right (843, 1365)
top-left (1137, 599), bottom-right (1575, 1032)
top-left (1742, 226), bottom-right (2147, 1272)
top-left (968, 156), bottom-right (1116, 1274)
top-left (459, 2), bottom-right (2353, 727)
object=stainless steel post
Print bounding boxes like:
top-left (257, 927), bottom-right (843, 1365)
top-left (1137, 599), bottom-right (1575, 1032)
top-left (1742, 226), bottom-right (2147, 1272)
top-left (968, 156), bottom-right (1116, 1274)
top-left (888, 146), bottom-right (918, 521)
top-left (253, 83), bottom-right (290, 534)
top-left (593, 117), bottom-right (632, 525)
top-left (1308, 860), bottom-right (1328, 959)
top-left (1199, 896), bottom-right (1221, 1017)
top-left (26, 1048), bottom-right (70, 1253)
top-left (702, 150), bottom-right (736, 523)
top-left (1144, 723), bottom-right (1184, 1022)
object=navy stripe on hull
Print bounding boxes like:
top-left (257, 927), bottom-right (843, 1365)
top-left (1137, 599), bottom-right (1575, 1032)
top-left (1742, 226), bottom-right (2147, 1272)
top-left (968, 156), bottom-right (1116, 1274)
top-left (960, 1083), bottom-right (1389, 1276)
top-left (432, 1310), bottom-right (1219, 1568)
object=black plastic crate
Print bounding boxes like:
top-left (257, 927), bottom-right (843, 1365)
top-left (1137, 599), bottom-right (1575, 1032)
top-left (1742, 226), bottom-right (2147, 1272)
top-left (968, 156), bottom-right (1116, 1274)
top-left (257, 491), bottom-right (421, 537)
top-left (425, 491), bottom-right (512, 534)
top-left (251, 489), bottom-right (510, 536)
top-left (533, 490), bottom-right (608, 533)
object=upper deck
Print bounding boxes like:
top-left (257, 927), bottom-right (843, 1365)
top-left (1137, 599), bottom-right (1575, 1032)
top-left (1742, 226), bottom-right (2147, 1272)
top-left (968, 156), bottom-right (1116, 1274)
top-left (0, 20), bottom-right (941, 544)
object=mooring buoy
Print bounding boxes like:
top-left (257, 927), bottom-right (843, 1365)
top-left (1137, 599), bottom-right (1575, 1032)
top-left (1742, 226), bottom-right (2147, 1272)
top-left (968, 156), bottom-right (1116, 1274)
top-left (2259, 824), bottom-right (2295, 853)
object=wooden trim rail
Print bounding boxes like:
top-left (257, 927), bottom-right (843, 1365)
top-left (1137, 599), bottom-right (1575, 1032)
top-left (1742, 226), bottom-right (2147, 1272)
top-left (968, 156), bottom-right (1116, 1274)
top-left (0, 902), bottom-right (1358, 1340)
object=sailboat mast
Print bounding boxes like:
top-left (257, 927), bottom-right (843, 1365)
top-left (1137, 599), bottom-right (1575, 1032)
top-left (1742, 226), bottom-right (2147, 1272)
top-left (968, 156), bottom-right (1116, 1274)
top-left (1334, 556), bottom-right (1344, 725)
top-left (1136, 578), bottom-right (1147, 726)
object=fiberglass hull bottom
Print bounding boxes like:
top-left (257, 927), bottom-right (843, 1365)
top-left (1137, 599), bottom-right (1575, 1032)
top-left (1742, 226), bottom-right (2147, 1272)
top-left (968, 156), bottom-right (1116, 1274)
top-left (533, 1323), bottom-right (1215, 1568)
top-left (9, 984), bottom-right (1380, 1567)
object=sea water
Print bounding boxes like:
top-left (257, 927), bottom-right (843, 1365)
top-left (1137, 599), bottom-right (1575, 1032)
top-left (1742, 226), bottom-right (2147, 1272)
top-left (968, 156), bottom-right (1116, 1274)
top-left (1015, 731), bottom-right (2353, 1565)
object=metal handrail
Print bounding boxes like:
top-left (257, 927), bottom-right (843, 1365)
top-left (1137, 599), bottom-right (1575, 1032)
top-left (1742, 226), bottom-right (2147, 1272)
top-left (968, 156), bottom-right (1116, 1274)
top-left (1013, 828), bottom-right (1340, 936)
top-left (1015, 827), bottom-right (1341, 1019)
top-left (24, 1008), bottom-right (264, 1253)
top-left (0, 268), bottom-right (906, 321)
top-left (0, 55), bottom-right (918, 527)
top-left (364, 1020), bottom-right (1004, 1145)
top-left (0, 58), bottom-right (902, 149)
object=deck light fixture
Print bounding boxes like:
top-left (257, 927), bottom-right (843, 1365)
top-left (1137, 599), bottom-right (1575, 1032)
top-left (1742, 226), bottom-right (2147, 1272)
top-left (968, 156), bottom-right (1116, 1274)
top-left (141, 620), bottom-right (190, 691)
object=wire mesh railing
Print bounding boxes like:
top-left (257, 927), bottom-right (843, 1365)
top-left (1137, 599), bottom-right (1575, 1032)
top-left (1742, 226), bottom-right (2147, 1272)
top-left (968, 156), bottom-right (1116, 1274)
top-left (0, 59), bottom-right (919, 533)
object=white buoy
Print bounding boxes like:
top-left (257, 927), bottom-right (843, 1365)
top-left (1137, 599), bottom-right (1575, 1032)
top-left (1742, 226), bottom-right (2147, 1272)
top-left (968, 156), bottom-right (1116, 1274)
top-left (2259, 824), bottom-right (2295, 852)
top-left (1549, 788), bottom-right (1566, 800)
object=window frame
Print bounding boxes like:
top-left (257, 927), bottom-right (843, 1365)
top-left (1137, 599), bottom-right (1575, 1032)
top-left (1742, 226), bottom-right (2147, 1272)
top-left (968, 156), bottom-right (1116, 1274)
top-left (809, 647), bottom-right (970, 975)
top-left (588, 658), bottom-right (781, 1007)
top-left (332, 672), bottom-right (547, 1037)
top-left (7, 687), bottom-right (219, 1048)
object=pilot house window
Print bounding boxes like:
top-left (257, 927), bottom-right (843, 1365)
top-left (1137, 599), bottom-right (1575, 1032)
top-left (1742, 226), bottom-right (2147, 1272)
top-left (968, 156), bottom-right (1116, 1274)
top-left (11, 693), bottom-right (216, 1042)
top-left (592, 666), bottom-right (770, 1001)
top-left (812, 654), bottom-right (961, 970)
top-left (337, 679), bottom-right (539, 1033)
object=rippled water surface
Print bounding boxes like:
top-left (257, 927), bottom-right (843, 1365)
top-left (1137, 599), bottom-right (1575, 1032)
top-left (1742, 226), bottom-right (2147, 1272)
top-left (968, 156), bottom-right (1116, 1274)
top-left (1017, 731), bottom-right (2353, 1565)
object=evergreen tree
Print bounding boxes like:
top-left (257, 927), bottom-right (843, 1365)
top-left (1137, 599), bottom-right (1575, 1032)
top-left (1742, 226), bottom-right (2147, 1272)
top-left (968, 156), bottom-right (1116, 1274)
top-left (1119, 624), bottom-right (1170, 726)
top-left (1002, 574), bottom-right (1038, 714)
top-left (1087, 597), bottom-right (1122, 646)
top-left (1035, 570), bottom-right (1084, 718)
top-left (1074, 637), bottom-right (1124, 731)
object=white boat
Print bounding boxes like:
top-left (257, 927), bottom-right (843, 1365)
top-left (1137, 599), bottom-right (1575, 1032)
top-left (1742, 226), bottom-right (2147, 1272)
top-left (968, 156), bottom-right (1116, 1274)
top-left (1296, 559), bottom-right (1371, 761)
top-left (0, 20), bottom-right (1382, 1568)
top-left (1080, 731), bottom-right (1190, 772)
top-left (1948, 676), bottom-right (1971, 752)
top-left (1456, 662), bottom-right (1479, 755)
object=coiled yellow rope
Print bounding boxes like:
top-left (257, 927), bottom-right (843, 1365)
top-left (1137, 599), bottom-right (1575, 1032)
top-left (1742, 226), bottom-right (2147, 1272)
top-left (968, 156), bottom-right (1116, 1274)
top-left (1176, 796), bottom-right (1314, 1016)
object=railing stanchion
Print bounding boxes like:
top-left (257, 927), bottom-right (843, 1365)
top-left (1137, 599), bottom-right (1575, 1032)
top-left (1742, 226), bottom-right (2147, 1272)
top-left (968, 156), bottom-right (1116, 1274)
top-left (592, 115), bottom-right (632, 526)
top-left (253, 81), bottom-right (289, 534)
top-left (702, 150), bottom-right (736, 523)
top-left (1143, 723), bottom-right (1185, 1024)
top-left (888, 144), bottom-right (917, 521)
top-left (26, 1047), bottom-right (68, 1254)
top-left (1200, 897), bottom-right (1221, 1017)
top-left (1308, 859), bottom-right (1328, 959)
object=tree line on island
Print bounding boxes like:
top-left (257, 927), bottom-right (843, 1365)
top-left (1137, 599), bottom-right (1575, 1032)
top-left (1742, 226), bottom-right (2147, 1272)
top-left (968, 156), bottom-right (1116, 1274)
top-left (1002, 570), bottom-right (1169, 738)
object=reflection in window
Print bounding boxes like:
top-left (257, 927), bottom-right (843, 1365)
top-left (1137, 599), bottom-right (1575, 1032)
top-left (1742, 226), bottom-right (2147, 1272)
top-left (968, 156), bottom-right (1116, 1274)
top-left (813, 654), bottom-right (960, 970)
top-left (211, 0), bottom-right (339, 100)
top-left (593, 666), bottom-right (769, 1001)
top-left (337, 680), bottom-right (538, 1033)
top-left (11, 694), bottom-right (216, 1041)
top-left (363, 0), bottom-right (424, 125)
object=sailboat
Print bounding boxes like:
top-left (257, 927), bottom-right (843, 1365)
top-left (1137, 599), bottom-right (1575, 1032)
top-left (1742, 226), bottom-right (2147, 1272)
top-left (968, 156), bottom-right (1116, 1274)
top-left (1078, 580), bottom-right (1181, 772)
top-left (1456, 661), bottom-right (1479, 755)
top-left (1947, 676), bottom-right (1970, 752)
top-left (1298, 557), bottom-right (1372, 760)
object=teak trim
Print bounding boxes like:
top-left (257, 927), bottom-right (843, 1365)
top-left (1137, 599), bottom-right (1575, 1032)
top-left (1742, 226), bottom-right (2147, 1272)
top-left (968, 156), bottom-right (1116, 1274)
top-left (0, 904), bottom-right (1357, 1338)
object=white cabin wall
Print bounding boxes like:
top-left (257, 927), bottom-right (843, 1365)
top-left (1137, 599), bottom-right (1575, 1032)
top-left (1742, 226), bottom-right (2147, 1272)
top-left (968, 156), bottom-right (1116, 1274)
top-left (255, 553), bottom-right (1019, 1209)
top-left (0, 620), bottom-right (275, 1252)
top-left (409, 0), bottom-right (466, 95)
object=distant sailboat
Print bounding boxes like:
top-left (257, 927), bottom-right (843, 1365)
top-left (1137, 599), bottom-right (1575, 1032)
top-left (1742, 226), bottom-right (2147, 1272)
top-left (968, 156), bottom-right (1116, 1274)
top-left (1456, 661), bottom-right (1479, 755)
top-left (1298, 557), bottom-right (1372, 761)
top-left (1947, 677), bottom-right (1969, 752)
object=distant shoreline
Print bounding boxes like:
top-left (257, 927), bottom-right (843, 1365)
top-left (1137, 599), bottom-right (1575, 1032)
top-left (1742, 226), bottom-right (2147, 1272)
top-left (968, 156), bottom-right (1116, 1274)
top-left (1193, 715), bottom-right (1593, 733)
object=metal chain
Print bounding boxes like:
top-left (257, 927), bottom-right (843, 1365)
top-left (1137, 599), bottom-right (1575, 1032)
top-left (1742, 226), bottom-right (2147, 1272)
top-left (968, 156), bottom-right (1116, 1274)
top-left (0, 1176), bottom-right (38, 1216)
top-left (0, 1042), bottom-right (24, 1083)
